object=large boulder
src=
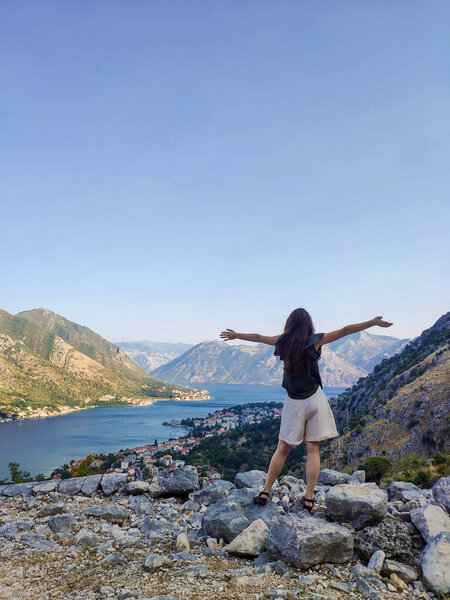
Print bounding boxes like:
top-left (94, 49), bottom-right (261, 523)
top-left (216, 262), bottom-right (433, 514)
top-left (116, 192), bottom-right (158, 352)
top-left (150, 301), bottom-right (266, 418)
top-left (420, 531), bottom-right (450, 594)
top-left (223, 518), bottom-right (268, 557)
top-left (32, 480), bottom-right (60, 495)
top-left (234, 470), bottom-right (274, 490)
top-left (58, 477), bottom-right (86, 496)
top-left (189, 479), bottom-right (235, 506)
top-left (318, 468), bottom-right (350, 486)
top-left (387, 481), bottom-right (430, 503)
top-left (325, 483), bottom-right (388, 530)
top-left (201, 487), bottom-right (280, 543)
top-left (1, 483), bottom-right (34, 497)
top-left (265, 513), bottom-right (354, 568)
top-left (101, 472), bottom-right (128, 496)
top-left (81, 474), bottom-right (103, 496)
top-left (431, 475), bottom-right (450, 514)
top-left (149, 466), bottom-right (200, 498)
top-left (410, 504), bottom-right (450, 543)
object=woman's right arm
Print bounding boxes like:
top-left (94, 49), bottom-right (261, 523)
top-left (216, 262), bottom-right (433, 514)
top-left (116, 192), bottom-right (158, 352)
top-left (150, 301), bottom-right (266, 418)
top-left (320, 316), bottom-right (393, 345)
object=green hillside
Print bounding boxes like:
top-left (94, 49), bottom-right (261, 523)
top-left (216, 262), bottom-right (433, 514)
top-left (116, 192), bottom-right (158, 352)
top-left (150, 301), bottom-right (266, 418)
top-left (0, 308), bottom-right (203, 418)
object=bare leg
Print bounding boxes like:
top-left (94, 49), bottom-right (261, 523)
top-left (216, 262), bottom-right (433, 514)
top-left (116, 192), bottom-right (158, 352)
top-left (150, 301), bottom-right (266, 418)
top-left (262, 439), bottom-right (293, 493)
top-left (304, 440), bottom-right (321, 505)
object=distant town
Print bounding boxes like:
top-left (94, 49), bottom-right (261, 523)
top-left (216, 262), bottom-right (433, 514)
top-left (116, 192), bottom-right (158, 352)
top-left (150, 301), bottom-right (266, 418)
top-left (50, 402), bottom-right (283, 483)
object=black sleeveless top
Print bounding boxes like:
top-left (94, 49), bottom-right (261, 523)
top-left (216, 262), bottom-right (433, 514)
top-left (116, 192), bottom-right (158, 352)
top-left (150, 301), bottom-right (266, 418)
top-left (274, 333), bottom-right (324, 399)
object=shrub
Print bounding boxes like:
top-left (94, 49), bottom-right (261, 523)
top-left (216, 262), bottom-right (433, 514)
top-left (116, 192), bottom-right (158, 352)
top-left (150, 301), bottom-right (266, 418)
top-left (359, 456), bottom-right (393, 484)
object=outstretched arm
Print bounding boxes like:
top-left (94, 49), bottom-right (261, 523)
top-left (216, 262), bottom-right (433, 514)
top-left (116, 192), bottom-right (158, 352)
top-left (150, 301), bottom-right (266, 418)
top-left (320, 316), bottom-right (393, 346)
top-left (220, 329), bottom-right (280, 345)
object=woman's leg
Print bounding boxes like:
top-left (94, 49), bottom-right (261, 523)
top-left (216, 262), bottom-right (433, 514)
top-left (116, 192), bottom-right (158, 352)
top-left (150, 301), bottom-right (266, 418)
top-left (262, 439), bottom-right (293, 493)
top-left (304, 440), bottom-right (321, 503)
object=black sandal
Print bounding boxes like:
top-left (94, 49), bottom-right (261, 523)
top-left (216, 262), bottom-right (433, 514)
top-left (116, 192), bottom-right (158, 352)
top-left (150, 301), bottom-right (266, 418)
top-left (301, 495), bottom-right (316, 513)
top-left (254, 490), bottom-right (270, 505)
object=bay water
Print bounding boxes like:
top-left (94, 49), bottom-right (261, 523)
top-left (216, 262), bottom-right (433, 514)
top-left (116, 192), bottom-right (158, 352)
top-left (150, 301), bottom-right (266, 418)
top-left (0, 383), bottom-right (346, 480)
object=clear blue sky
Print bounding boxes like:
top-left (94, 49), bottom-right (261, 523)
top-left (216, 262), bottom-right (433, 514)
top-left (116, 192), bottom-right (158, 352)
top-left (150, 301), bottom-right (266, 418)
top-left (1, 1), bottom-right (449, 344)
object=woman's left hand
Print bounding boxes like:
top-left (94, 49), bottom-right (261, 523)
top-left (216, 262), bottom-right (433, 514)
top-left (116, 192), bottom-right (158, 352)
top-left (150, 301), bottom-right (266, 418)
top-left (220, 328), bottom-right (237, 340)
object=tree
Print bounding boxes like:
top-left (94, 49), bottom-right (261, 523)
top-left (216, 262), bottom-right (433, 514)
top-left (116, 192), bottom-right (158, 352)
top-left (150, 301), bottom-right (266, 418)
top-left (8, 462), bottom-right (32, 483)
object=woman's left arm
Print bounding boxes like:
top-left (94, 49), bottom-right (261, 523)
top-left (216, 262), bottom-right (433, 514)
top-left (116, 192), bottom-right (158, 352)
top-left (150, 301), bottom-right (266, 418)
top-left (220, 329), bottom-right (280, 345)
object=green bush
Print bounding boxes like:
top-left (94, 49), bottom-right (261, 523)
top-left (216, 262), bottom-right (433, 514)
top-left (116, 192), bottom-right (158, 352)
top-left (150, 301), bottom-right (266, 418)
top-left (359, 456), bottom-right (393, 484)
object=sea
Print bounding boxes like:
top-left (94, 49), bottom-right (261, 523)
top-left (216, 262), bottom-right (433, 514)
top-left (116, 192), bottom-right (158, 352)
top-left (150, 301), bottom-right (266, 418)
top-left (0, 383), bottom-right (346, 480)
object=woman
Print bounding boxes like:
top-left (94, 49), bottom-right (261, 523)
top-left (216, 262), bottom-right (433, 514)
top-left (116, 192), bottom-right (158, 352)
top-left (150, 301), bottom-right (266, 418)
top-left (220, 309), bottom-right (393, 512)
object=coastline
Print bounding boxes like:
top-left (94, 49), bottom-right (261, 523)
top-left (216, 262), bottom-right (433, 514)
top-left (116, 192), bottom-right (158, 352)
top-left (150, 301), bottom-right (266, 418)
top-left (0, 390), bottom-right (212, 424)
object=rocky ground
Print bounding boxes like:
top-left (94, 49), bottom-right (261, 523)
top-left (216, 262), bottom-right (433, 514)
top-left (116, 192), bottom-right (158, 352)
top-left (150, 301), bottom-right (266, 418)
top-left (0, 468), bottom-right (449, 600)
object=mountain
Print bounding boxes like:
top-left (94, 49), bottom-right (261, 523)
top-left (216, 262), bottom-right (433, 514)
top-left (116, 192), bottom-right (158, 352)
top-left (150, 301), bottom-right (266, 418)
top-left (328, 330), bottom-right (410, 372)
top-left (0, 308), bottom-right (206, 419)
top-left (329, 312), bottom-right (450, 465)
top-left (116, 340), bottom-right (193, 372)
top-left (147, 332), bottom-right (409, 387)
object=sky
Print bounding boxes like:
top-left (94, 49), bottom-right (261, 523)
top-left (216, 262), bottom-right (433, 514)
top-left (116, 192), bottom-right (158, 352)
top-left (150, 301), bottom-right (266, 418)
top-left (1, 1), bottom-right (449, 344)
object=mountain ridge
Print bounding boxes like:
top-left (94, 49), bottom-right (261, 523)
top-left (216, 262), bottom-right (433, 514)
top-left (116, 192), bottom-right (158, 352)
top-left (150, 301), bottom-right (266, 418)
top-left (0, 308), bottom-right (207, 419)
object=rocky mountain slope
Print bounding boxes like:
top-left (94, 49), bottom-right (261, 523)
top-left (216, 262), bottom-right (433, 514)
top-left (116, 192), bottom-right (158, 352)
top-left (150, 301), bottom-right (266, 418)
top-left (148, 332), bottom-right (409, 387)
top-left (329, 312), bottom-right (450, 467)
top-left (116, 341), bottom-right (193, 373)
top-left (0, 466), bottom-right (448, 599)
top-left (0, 309), bottom-right (206, 419)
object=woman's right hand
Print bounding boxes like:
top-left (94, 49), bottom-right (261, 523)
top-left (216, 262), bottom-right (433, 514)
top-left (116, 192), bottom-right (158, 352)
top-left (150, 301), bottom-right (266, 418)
top-left (372, 316), bottom-right (393, 328)
top-left (220, 328), bottom-right (237, 340)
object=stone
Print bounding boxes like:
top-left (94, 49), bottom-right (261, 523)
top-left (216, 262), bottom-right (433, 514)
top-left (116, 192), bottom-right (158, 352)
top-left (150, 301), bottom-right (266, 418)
top-left (234, 469), bottom-right (274, 490)
top-left (201, 487), bottom-right (280, 542)
top-left (410, 504), bottom-right (450, 542)
top-left (348, 470), bottom-right (365, 485)
top-left (31, 480), bottom-right (60, 495)
top-left (325, 482), bottom-right (388, 529)
top-left (431, 475), bottom-right (450, 513)
top-left (126, 481), bottom-right (150, 495)
top-left (420, 531), bottom-right (450, 594)
top-left (1, 483), bottom-right (34, 497)
top-left (224, 518), bottom-right (268, 557)
top-left (148, 466), bottom-right (200, 498)
top-left (318, 468), bottom-right (350, 485)
top-left (390, 573), bottom-right (408, 591)
top-left (380, 558), bottom-right (418, 583)
top-left (81, 474), bottom-right (103, 496)
top-left (23, 497), bottom-right (38, 510)
top-left (48, 514), bottom-right (78, 533)
top-left (367, 549), bottom-right (385, 573)
top-left (58, 477), bottom-right (86, 496)
top-left (143, 554), bottom-right (173, 571)
top-left (354, 575), bottom-right (385, 599)
top-left (173, 551), bottom-right (198, 563)
top-left (101, 473), bottom-right (128, 496)
top-left (74, 528), bottom-right (101, 547)
top-left (175, 532), bottom-right (190, 552)
top-left (0, 524), bottom-right (18, 540)
top-left (38, 503), bottom-right (67, 517)
top-left (189, 479), bottom-right (235, 506)
top-left (387, 481), bottom-right (426, 502)
top-left (265, 513), bottom-right (354, 569)
top-left (19, 532), bottom-right (55, 550)
top-left (85, 504), bottom-right (130, 524)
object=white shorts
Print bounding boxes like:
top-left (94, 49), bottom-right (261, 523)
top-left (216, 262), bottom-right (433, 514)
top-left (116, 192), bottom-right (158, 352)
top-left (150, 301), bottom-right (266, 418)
top-left (278, 385), bottom-right (339, 445)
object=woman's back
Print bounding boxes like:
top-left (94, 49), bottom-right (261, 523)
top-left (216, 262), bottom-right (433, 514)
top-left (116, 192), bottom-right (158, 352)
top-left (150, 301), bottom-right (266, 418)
top-left (274, 332), bottom-right (324, 399)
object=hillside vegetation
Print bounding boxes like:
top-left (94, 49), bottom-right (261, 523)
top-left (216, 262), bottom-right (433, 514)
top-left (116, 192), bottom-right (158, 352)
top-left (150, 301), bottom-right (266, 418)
top-left (328, 312), bottom-right (450, 466)
top-left (0, 308), bottom-right (205, 418)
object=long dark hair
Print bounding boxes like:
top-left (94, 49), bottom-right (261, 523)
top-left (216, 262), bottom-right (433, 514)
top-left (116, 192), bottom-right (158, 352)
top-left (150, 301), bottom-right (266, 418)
top-left (274, 308), bottom-right (321, 375)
